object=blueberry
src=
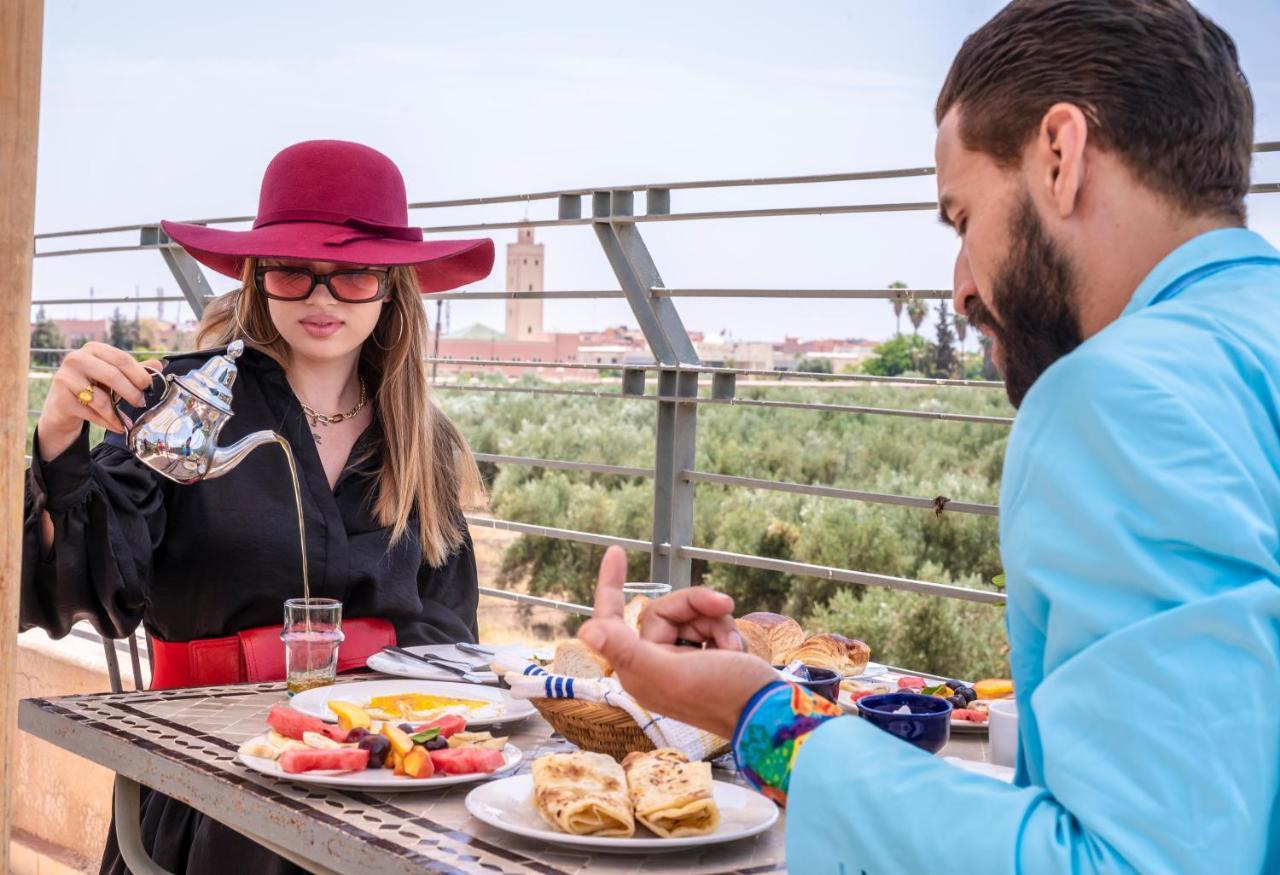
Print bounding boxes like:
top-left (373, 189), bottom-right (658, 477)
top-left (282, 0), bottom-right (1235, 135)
top-left (398, 723), bottom-right (415, 734)
top-left (947, 694), bottom-right (966, 710)
top-left (959, 687), bottom-right (977, 703)
top-left (358, 734), bottom-right (391, 769)
top-left (946, 679), bottom-right (967, 690)
top-left (344, 727), bottom-right (370, 744)
top-left (424, 736), bottom-right (448, 751)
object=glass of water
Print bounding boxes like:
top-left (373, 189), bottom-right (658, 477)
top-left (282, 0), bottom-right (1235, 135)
top-left (281, 598), bottom-right (344, 696)
top-left (622, 581), bottom-right (672, 602)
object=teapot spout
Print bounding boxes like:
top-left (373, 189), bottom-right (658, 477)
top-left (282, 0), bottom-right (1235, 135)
top-left (206, 430), bottom-right (280, 480)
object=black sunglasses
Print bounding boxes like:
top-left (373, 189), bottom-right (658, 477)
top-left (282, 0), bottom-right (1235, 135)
top-left (255, 266), bottom-right (391, 303)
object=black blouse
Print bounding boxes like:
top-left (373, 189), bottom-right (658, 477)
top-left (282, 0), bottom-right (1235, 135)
top-left (21, 344), bottom-right (479, 647)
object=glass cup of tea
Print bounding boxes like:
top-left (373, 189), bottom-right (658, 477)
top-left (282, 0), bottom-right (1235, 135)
top-left (281, 598), bottom-right (345, 696)
top-left (622, 581), bottom-right (672, 603)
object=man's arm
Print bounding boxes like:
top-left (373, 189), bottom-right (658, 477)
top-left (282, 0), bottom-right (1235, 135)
top-left (784, 351), bottom-right (1280, 874)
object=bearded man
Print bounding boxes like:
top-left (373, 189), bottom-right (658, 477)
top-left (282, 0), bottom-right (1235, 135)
top-left (580, 2), bottom-right (1280, 872)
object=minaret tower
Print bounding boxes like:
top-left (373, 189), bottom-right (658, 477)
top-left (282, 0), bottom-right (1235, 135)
top-left (505, 226), bottom-right (546, 340)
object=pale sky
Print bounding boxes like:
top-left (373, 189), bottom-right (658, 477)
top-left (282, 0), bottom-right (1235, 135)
top-left (31, 0), bottom-right (1280, 343)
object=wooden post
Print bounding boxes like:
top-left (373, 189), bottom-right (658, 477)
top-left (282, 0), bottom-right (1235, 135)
top-left (1, 0), bottom-right (44, 869)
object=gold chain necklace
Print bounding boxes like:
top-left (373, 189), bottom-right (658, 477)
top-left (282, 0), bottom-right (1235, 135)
top-left (299, 378), bottom-right (367, 428)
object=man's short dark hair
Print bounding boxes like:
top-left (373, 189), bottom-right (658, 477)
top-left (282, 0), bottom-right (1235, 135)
top-left (936, 0), bottom-right (1253, 223)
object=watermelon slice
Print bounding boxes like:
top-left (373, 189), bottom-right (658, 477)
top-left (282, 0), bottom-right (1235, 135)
top-left (278, 747), bottom-right (370, 774)
top-left (267, 705), bottom-right (348, 743)
top-left (952, 708), bottom-right (989, 724)
top-left (428, 746), bottom-right (506, 775)
top-left (412, 714), bottom-right (467, 739)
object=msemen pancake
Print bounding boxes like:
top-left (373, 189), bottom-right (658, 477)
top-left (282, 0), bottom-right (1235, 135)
top-left (621, 748), bottom-right (720, 838)
top-left (531, 752), bottom-right (634, 837)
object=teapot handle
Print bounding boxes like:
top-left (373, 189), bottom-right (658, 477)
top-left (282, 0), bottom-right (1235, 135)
top-left (111, 366), bottom-right (168, 434)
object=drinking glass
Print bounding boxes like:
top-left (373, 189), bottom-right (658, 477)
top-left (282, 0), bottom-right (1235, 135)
top-left (988, 698), bottom-right (1020, 767)
top-left (622, 581), bottom-right (672, 603)
top-left (281, 598), bottom-right (344, 696)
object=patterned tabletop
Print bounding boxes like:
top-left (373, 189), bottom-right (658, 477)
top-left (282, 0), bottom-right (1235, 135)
top-left (18, 674), bottom-right (987, 874)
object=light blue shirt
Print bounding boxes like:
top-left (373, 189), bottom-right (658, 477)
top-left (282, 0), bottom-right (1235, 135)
top-left (786, 228), bottom-right (1280, 874)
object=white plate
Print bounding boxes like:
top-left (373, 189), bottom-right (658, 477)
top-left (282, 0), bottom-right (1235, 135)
top-left (290, 679), bottom-right (536, 729)
top-left (238, 735), bottom-right (522, 791)
top-left (367, 644), bottom-right (544, 684)
top-left (465, 774), bottom-right (778, 853)
top-left (850, 661), bottom-right (888, 679)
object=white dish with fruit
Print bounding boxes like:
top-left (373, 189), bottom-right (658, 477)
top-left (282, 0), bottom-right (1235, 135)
top-left (236, 704), bottom-right (521, 791)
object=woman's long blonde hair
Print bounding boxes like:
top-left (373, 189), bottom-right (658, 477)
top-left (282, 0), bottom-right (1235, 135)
top-left (197, 257), bottom-right (485, 566)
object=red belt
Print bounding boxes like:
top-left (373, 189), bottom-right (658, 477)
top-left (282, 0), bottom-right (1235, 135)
top-left (149, 617), bottom-right (397, 690)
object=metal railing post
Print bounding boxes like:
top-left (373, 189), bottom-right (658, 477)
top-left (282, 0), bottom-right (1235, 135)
top-left (141, 225), bottom-right (216, 318)
top-left (592, 189), bottom-right (699, 587)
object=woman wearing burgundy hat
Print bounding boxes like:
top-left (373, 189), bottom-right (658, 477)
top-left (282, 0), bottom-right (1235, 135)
top-left (21, 140), bottom-right (495, 873)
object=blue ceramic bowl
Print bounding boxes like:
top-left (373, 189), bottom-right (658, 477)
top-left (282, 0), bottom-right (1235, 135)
top-left (774, 665), bottom-right (842, 704)
top-left (856, 692), bottom-right (952, 754)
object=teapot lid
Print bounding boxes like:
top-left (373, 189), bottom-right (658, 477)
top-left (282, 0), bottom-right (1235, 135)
top-left (171, 339), bottom-right (244, 415)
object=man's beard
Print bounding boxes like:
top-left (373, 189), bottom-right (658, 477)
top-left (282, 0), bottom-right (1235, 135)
top-left (966, 195), bottom-right (1084, 408)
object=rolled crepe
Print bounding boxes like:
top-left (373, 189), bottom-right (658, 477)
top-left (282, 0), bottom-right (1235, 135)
top-left (531, 752), bottom-right (635, 837)
top-left (621, 748), bottom-right (720, 838)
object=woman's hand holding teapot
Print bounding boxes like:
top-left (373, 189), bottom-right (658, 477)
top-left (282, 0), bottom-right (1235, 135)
top-left (36, 342), bottom-right (161, 461)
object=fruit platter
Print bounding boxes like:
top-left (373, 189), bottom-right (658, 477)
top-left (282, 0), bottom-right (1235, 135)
top-left (840, 675), bottom-right (1014, 733)
top-left (236, 703), bottom-right (521, 790)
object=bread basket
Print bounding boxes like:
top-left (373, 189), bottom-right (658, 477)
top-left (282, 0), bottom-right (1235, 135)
top-left (530, 697), bottom-right (731, 763)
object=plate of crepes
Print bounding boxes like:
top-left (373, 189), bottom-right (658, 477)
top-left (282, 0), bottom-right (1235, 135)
top-left (237, 705), bottom-right (521, 790)
top-left (465, 750), bottom-right (778, 852)
top-left (840, 675), bottom-right (1014, 733)
top-left (290, 680), bottom-right (536, 730)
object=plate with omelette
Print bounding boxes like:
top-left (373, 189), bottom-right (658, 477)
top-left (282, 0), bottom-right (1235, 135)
top-left (290, 680), bottom-right (536, 730)
top-left (464, 750), bottom-right (777, 852)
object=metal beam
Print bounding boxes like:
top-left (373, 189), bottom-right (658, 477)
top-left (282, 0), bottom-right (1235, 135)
top-left (679, 546), bottom-right (1007, 604)
top-left (590, 190), bottom-right (697, 366)
top-left (142, 226), bottom-right (217, 317)
top-left (590, 189), bottom-right (700, 587)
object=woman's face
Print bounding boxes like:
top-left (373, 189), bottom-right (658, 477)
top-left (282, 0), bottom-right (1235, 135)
top-left (260, 258), bottom-right (390, 363)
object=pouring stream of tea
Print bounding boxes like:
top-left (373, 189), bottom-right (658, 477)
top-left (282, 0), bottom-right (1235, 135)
top-left (273, 434), bottom-right (310, 629)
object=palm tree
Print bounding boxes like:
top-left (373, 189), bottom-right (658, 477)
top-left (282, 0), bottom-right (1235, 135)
top-left (954, 313), bottom-right (968, 367)
top-left (888, 281), bottom-right (907, 336)
top-left (907, 298), bottom-right (927, 338)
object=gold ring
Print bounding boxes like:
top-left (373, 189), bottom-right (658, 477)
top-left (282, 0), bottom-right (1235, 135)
top-left (75, 384), bottom-right (95, 406)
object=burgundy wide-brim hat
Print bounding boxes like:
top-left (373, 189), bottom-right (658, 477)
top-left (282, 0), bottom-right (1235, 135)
top-left (160, 140), bottom-right (493, 293)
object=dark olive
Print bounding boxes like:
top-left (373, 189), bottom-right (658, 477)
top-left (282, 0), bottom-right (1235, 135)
top-left (358, 734), bottom-right (391, 769)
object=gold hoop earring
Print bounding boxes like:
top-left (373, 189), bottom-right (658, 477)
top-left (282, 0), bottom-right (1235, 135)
top-left (233, 289), bottom-right (281, 346)
top-left (372, 306), bottom-right (404, 352)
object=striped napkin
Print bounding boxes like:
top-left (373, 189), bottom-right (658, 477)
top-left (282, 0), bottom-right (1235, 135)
top-left (492, 652), bottom-right (728, 761)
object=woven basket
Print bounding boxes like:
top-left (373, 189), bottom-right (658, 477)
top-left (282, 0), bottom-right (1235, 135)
top-left (531, 698), bottom-right (731, 763)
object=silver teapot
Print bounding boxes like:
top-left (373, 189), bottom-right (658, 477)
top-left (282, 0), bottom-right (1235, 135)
top-left (114, 340), bottom-right (279, 484)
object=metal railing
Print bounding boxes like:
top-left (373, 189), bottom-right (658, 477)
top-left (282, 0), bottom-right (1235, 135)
top-left (27, 141), bottom-right (1280, 615)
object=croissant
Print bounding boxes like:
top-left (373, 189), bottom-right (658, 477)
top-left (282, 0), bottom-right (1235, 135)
top-left (783, 633), bottom-right (871, 676)
top-left (735, 612), bottom-right (805, 664)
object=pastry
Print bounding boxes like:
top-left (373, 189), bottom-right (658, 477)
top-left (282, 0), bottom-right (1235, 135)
top-left (621, 748), bottom-right (720, 838)
top-left (531, 752), bottom-right (635, 837)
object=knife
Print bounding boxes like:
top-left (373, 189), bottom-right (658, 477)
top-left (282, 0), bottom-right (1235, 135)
top-left (382, 646), bottom-right (489, 683)
top-left (454, 642), bottom-right (496, 657)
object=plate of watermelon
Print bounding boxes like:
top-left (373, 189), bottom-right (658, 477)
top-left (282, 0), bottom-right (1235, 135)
top-left (236, 705), bottom-right (522, 790)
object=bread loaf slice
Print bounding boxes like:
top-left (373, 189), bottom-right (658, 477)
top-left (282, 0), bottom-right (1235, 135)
top-left (552, 639), bottom-right (612, 678)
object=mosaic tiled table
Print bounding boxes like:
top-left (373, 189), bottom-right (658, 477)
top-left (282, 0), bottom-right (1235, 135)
top-left (19, 674), bottom-right (987, 874)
